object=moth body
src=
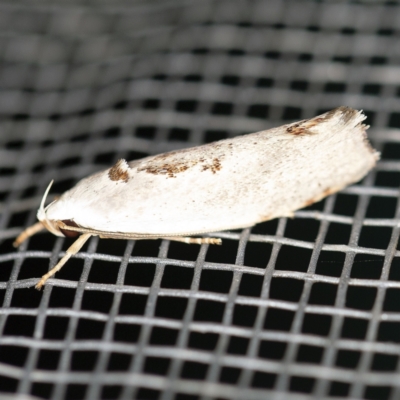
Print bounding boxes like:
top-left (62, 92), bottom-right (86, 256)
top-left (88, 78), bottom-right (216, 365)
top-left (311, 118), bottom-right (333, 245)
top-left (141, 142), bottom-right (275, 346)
top-left (14, 106), bottom-right (379, 289)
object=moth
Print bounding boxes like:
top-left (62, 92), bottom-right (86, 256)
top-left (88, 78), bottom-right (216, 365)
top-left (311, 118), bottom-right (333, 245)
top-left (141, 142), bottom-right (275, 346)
top-left (14, 106), bottom-right (378, 289)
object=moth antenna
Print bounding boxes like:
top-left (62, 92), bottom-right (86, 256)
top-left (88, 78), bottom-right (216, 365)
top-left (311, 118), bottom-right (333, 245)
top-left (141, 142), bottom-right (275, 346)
top-left (37, 180), bottom-right (54, 223)
top-left (14, 181), bottom-right (54, 247)
top-left (41, 180), bottom-right (54, 211)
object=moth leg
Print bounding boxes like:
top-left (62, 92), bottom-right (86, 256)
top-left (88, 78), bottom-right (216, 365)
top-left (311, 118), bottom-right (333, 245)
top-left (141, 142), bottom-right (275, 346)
top-left (35, 233), bottom-right (92, 290)
top-left (13, 221), bottom-right (45, 247)
top-left (164, 236), bottom-right (222, 245)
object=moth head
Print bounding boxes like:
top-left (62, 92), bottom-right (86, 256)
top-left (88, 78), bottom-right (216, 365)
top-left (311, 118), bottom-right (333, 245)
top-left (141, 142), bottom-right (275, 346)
top-left (36, 180), bottom-right (79, 238)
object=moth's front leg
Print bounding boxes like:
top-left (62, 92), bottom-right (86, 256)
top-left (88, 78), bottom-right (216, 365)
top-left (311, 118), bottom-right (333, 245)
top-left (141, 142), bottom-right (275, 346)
top-left (35, 233), bottom-right (92, 290)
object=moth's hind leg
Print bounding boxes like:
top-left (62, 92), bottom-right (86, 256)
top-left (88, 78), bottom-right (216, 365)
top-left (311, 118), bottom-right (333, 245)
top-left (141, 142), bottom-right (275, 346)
top-left (164, 236), bottom-right (222, 245)
top-left (35, 233), bottom-right (92, 290)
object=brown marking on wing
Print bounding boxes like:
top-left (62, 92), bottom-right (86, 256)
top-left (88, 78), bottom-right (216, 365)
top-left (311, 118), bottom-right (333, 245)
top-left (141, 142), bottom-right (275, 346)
top-left (138, 143), bottom-right (225, 178)
top-left (140, 162), bottom-right (190, 178)
top-left (108, 159), bottom-right (130, 182)
top-left (201, 157), bottom-right (222, 174)
top-left (325, 106), bottom-right (358, 124)
top-left (286, 107), bottom-right (362, 136)
top-left (286, 118), bottom-right (324, 136)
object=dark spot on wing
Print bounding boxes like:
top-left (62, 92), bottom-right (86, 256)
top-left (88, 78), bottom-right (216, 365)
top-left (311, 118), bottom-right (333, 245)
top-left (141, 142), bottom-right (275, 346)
top-left (108, 159), bottom-right (130, 182)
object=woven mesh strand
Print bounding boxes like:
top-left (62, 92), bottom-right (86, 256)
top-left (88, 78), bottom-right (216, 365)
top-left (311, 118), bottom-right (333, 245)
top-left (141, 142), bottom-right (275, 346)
top-left (0, 1), bottom-right (400, 399)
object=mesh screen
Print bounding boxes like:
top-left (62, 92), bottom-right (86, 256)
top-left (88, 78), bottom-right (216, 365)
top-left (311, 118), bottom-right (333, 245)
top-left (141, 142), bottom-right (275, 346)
top-left (0, 1), bottom-right (400, 399)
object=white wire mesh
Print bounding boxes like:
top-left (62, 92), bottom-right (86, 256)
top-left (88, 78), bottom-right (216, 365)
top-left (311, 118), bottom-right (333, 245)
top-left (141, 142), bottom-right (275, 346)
top-left (0, 0), bottom-right (400, 399)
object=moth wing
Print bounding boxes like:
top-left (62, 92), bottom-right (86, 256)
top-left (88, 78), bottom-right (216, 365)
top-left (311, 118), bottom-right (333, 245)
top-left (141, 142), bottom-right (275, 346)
top-left (46, 107), bottom-right (377, 236)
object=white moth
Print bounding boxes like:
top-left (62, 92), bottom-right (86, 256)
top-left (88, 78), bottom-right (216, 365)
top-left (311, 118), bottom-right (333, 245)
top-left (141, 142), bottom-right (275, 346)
top-left (14, 106), bottom-right (378, 289)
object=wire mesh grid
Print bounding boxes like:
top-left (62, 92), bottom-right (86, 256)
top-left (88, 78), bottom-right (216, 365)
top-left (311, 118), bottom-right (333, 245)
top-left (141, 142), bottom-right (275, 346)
top-left (0, 0), bottom-right (400, 399)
